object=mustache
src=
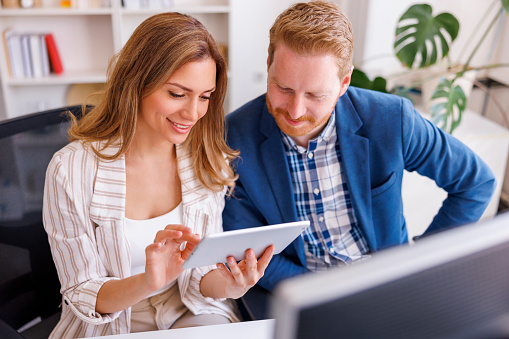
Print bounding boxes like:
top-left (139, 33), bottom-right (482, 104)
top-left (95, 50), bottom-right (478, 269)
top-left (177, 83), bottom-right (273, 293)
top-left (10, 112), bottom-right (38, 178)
top-left (272, 107), bottom-right (314, 123)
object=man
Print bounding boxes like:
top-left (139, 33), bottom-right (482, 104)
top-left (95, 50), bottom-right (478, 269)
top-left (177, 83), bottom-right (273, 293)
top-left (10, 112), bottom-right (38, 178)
top-left (223, 0), bottom-right (496, 314)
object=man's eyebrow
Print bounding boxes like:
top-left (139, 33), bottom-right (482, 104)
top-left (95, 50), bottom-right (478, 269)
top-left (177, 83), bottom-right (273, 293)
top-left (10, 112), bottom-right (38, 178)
top-left (272, 78), bottom-right (294, 92)
top-left (273, 78), bottom-right (327, 96)
top-left (167, 82), bottom-right (215, 93)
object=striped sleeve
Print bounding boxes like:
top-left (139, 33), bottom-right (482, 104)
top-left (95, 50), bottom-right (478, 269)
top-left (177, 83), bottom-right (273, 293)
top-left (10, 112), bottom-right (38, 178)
top-left (43, 145), bottom-right (121, 324)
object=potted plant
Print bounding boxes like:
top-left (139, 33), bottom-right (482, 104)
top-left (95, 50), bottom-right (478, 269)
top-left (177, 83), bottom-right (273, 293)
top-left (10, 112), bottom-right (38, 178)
top-left (352, 1), bottom-right (509, 133)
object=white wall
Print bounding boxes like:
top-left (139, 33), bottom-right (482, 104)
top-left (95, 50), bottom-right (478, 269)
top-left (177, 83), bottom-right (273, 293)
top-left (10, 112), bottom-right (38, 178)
top-left (488, 14), bottom-right (509, 87)
top-left (229, 0), bottom-right (297, 112)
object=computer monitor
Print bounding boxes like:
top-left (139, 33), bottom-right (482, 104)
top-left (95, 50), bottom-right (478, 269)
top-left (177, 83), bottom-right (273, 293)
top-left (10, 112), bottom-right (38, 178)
top-left (270, 211), bottom-right (509, 339)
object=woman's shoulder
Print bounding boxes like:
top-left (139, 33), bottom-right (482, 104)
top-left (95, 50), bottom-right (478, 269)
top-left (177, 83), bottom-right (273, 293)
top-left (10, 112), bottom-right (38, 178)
top-left (52, 140), bottom-right (97, 162)
top-left (53, 140), bottom-right (121, 161)
top-left (48, 140), bottom-right (113, 180)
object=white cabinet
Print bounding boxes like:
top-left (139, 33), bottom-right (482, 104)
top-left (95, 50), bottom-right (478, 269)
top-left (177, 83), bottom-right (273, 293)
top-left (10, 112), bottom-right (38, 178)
top-left (0, 0), bottom-right (229, 120)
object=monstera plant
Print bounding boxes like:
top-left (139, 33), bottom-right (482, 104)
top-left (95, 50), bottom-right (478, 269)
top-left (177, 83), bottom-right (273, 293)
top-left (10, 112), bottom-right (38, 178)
top-left (352, 1), bottom-right (509, 134)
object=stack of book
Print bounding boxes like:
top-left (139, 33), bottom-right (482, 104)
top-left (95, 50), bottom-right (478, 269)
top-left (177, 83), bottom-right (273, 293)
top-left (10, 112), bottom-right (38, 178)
top-left (3, 30), bottom-right (63, 79)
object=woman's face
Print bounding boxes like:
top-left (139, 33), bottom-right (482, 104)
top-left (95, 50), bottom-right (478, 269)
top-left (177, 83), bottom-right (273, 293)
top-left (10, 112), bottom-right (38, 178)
top-left (138, 57), bottom-right (217, 146)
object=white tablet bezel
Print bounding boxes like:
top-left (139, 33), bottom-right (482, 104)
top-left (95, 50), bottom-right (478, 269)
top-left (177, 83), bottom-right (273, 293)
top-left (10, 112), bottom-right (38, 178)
top-left (182, 221), bottom-right (310, 269)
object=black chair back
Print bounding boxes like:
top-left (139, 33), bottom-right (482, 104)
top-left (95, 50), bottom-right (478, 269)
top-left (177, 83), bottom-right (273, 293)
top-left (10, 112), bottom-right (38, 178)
top-left (0, 105), bottom-right (86, 334)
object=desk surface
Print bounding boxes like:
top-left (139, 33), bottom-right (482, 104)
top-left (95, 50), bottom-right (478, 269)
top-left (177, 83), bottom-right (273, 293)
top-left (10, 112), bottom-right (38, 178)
top-left (91, 319), bottom-right (275, 339)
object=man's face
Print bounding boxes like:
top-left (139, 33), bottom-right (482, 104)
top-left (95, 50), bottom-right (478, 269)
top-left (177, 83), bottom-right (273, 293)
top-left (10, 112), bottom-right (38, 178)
top-left (266, 43), bottom-right (351, 147)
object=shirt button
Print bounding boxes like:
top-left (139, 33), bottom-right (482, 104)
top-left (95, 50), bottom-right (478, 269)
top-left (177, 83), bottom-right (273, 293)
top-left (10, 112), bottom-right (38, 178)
top-left (319, 216), bottom-right (324, 222)
top-left (314, 188), bottom-right (320, 195)
top-left (307, 152), bottom-right (314, 159)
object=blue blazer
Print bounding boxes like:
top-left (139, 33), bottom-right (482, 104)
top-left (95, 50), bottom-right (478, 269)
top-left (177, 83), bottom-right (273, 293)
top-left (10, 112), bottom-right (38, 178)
top-left (223, 87), bottom-right (496, 291)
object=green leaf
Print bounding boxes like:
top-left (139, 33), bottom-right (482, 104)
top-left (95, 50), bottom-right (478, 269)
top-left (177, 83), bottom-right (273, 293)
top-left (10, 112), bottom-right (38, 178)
top-left (372, 77), bottom-right (388, 93)
top-left (350, 69), bottom-right (371, 89)
top-left (430, 77), bottom-right (466, 133)
top-left (350, 69), bottom-right (388, 93)
top-left (503, 0), bottom-right (509, 14)
top-left (394, 4), bottom-right (459, 68)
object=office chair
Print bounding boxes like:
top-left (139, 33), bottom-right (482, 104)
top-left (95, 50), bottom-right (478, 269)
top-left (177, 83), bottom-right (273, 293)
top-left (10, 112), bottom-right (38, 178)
top-left (0, 105), bottom-right (87, 338)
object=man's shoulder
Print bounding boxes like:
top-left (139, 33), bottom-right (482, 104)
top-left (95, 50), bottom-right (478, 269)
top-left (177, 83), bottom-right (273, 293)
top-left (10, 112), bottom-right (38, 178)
top-left (226, 94), bottom-right (269, 144)
top-left (344, 86), bottom-right (405, 107)
top-left (340, 86), bottom-right (412, 126)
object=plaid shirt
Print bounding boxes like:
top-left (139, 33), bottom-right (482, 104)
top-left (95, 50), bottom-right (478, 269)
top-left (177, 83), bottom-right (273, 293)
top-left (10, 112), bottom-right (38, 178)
top-left (282, 113), bottom-right (370, 271)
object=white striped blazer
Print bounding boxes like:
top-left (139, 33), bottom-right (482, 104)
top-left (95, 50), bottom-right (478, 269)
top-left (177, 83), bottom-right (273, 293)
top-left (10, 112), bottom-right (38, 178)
top-left (43, 140), bottom-right (238, 338)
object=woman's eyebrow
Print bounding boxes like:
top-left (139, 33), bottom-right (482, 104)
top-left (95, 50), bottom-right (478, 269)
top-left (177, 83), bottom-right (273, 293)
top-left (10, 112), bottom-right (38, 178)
top-left (167, 82), bottom-right (215, 93)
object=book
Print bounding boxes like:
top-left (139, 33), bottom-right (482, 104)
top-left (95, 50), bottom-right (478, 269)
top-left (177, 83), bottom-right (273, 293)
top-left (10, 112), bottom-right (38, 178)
top-left (39, 34), bottom-right (50, 77)
top-left (3, 30), bottom-right (24, 78)
top-left (2, 31), bottom-right (13, 77)
top-left (29, 33), bottom-right (43, 77)
top-left (20, 34), bottom-right (33, 78)
top-left (45, 33), bottom-right (63, 74)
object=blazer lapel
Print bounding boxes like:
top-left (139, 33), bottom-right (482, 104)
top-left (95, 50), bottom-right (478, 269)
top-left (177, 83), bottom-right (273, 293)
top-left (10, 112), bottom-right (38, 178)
top-left (176, 143), bottom-right (212, 233)
top-left (259, 106), bottom-right (305, 266)
top-left (259, 105), bottom-right (299, 224)
top-left (88, 142), bottom-right (130, 278)
top-left (89, 143), bottom-right (126, 223)
top-left (336, 95), bottom-right (377, 250)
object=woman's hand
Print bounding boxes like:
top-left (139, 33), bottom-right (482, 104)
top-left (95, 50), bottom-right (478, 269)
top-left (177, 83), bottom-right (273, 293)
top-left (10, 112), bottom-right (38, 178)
top-left (144, 224), bottom-right (200, 292)
top-left (96, 224), bottom-right (199, 314)
top-left (215, 245), bottom-right (275, 299)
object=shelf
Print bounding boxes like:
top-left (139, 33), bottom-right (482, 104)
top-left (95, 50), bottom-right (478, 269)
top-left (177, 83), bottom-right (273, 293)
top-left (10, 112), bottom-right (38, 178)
top-left (0, 8), bottom-right (113, 16)
top-left (120, 5), bottom-right (229, 15)
top-left (0, 0), bottom-right (232, 119)
top-left (7, 71), bottom-right (107, 86)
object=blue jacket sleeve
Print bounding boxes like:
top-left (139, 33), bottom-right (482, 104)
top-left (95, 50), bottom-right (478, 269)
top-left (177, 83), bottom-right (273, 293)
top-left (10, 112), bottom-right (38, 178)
top-left (401, 99), bottom-right (497, 235)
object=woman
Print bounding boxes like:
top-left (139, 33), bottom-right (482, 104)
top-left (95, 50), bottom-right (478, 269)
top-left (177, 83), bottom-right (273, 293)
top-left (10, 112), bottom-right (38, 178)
top-left (43, 12), bottom-right (273, 338)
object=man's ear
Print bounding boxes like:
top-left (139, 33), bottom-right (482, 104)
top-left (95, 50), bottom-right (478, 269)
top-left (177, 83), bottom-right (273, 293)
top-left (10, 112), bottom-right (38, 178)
top-left (339, 67), bottom-right (353, 97)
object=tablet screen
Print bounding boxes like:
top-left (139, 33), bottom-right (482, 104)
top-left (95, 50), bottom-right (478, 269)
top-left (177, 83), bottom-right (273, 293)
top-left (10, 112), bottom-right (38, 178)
top-left (183, 221), bottom-right (310, 269)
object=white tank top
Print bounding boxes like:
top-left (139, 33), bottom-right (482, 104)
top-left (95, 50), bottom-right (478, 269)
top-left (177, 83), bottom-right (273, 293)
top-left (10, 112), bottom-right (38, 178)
top-left (125, 202), bottom-right (183, 297)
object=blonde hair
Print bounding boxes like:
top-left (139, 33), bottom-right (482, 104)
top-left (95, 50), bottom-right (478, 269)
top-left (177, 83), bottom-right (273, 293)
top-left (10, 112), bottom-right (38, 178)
top-left (68, 12), bottom-right (238, 192)
top-left (268, 1), bottom-right (353, 79)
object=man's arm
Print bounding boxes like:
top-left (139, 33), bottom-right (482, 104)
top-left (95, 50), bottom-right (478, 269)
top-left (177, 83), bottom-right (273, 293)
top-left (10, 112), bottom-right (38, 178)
top-left (401, 99), bottom-right (496, 235)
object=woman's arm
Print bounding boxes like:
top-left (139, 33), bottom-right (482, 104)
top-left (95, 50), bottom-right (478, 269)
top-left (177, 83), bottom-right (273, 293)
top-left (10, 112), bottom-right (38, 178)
top-left (199, 245), bottom-right (274, 299)
top-left (96, 225), bottom-right (200, 314)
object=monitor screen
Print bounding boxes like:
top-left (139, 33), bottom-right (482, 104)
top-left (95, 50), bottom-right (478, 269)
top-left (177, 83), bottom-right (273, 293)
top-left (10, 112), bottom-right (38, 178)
top-left (270, 212), bottom-right (509, 339)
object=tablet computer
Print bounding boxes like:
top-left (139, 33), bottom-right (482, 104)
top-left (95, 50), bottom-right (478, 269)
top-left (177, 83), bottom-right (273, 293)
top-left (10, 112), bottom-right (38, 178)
top-left (182, 220), bottom-right (310, 269)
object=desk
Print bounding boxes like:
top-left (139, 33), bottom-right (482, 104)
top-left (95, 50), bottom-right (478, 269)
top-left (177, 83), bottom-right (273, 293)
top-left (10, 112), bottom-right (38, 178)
top-left (90, 319), bottom-right (275, 339)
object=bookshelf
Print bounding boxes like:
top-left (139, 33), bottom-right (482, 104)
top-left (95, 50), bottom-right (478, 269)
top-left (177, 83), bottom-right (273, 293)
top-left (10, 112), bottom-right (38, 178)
top-left (0, 0), bottom-right (230, 120)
